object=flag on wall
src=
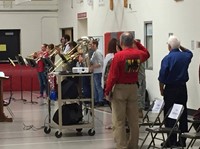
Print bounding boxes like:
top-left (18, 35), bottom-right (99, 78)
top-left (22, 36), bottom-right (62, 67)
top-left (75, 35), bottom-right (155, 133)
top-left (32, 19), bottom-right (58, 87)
top-left (15, 0), bottom-right (31, 5)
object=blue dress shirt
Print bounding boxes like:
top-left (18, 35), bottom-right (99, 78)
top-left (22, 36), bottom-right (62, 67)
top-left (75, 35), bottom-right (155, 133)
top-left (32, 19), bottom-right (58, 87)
top-left (158, 48), bottom-right (193, 85)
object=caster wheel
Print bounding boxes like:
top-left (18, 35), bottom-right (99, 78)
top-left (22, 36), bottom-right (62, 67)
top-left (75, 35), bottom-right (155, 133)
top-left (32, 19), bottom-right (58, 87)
top-left (44, 127), bottom-right (51, 134)
top-left (88, 129), bottom-right (95, 136)
top-left (55, 131), bottom-right (62, 138)
top-left (76, 128), bottom-right (82, 132)
top-left (90, 111), bottom-right (93, 116)
top-left (126, 128), bottom-right (130, 133)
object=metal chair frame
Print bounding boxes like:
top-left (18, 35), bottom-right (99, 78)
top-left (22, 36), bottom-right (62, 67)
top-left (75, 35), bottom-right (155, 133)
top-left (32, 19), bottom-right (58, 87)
top-left (140, 104), bottom-right (185, 149)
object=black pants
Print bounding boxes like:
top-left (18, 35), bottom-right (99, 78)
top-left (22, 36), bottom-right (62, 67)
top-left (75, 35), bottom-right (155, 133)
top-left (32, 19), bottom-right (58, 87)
top-left (163, 84), bottom-right (188, 145)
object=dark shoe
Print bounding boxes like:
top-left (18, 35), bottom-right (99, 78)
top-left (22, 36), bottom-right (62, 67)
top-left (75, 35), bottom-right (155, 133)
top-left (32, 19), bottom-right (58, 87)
top-left (98, 102), bottom-right (104, 107)
top-left (176, 141), bottom-right (186, 147)
top-left (161, 142), bottom-right (175, 148)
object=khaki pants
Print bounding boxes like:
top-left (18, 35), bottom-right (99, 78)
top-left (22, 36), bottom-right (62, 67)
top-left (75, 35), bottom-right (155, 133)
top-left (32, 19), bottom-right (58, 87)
top-left (111, 84), bottom-right (139, 149)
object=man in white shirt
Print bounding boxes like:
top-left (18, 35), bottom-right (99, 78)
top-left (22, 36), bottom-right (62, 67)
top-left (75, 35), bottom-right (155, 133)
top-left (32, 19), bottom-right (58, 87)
top-left (90, 39), bottom-right (104, 106)
top-left (60, 34), bottom-right (71, 54)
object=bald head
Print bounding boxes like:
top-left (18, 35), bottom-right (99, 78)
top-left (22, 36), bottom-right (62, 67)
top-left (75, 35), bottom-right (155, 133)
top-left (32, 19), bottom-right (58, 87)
top-left (120, 32), bottom-right (134, 48)
top-left (167, 35), bottom-right (180, 50)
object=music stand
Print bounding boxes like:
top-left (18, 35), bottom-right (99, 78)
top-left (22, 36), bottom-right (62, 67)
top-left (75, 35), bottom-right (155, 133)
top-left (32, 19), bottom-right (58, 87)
top-left (15, 55), bottom-right (27, 103)
top-left (25, 58), bottom-right (38, 104)
top-left (7, 58), bottom-right (16, 101)
top-left (41, 57), bottom-right (55, 72)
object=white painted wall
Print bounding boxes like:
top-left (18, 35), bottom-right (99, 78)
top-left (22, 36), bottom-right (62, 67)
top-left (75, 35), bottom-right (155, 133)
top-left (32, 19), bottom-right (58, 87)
top-left (58, 0), bottom-right (200, 109)
top-left (0, 0), bottom-right (59, 57)
top-left (0, 12), bottom-right (59, 57)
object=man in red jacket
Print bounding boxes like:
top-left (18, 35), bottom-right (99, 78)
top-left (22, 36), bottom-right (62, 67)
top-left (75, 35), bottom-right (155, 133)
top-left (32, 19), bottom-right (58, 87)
top-left (105, 32), bottom-right (150, 149)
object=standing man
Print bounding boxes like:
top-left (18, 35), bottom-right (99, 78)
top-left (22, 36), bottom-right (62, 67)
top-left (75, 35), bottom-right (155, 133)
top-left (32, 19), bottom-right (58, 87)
top-left (90, 39), bottom-right (104, 106)
top-left (82, 39), bottom-right (94, 99)
top-left (136, 39), bottom-right (146, 118)
top-left (105, 32), bottom-right (150, 149)
top-left (158, 35), bottom-right (193, 147)
top-left (60, 34), bottom-right (71, 54)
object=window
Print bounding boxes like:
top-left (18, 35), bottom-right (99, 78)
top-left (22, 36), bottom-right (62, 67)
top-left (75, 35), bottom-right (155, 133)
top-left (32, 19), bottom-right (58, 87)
top-left (144, 22), bottom-right (153, 70)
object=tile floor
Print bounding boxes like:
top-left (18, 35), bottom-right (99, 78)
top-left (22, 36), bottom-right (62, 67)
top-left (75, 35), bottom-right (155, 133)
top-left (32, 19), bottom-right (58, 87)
top-left (1, 91), bottom-right (200, 149)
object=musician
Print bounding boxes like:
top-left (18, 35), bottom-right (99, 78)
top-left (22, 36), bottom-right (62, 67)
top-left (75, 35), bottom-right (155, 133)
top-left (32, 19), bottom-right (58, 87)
top-left (60, 34), bottom-right (71, 54)
top-left (81, 39), bottom-right (94, 99)
top-left (34, 43), bottom-right (49, 99)
top-left (47, 43), bottom-right (55, 64)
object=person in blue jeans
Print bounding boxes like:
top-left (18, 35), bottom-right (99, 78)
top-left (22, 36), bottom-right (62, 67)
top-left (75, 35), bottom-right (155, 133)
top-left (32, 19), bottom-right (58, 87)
top-left (90, 39), bottom-right (104, 106)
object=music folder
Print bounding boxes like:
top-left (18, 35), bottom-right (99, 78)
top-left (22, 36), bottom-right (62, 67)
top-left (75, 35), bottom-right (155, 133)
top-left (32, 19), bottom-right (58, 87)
top-left (59, 54), bottom-right (67, 63)
top-left (8, 57), bottom-right (16, 67)
top-left (41, 57), bottom-right (55, 70)
top-left (15, 55), bottom-right (26, 65)
top-left (25, 58), bottom-right (37, 68)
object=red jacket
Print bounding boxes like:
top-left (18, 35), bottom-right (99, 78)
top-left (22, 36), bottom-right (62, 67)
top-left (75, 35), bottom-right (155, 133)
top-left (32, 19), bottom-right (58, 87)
top-left (37, 51), bottom-right (48, 72)
top-left (105, 42), bottom-right (150, 96)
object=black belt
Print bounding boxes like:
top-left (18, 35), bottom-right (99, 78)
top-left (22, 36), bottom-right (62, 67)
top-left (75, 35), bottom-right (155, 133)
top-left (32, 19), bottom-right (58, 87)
top-left (118, 83), bottom-right (137, 85)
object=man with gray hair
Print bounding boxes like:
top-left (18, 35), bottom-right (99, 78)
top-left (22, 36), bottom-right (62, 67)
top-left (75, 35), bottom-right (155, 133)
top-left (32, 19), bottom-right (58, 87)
top-left (158, 35), bottom-right (193, 147)
top-left (105, 32), bottom-right (149, 149)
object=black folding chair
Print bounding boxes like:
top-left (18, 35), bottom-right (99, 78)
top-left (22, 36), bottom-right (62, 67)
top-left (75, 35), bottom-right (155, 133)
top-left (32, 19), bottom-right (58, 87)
top-left (139, 98), bottom-right (165, 128)
top-left (181, 122), bottom-right (200, 149)
top-left (140, 104), bottom-right (184, 149)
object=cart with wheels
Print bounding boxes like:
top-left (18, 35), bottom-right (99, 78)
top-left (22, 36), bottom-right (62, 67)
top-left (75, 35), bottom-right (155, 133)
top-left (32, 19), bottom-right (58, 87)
top-left (44, 72), bottom-right (95, 138)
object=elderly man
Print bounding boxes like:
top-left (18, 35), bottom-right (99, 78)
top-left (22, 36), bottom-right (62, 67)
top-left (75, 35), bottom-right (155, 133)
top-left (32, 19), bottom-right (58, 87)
top-left (105, 32), bottom-right (149, 149)
top-left (158, 35), bottom-right (193, 147)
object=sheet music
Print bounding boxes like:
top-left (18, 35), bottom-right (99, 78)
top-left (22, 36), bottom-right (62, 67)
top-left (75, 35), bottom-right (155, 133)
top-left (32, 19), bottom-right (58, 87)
top-left (168, 104), bottom-right (183, 119)
top-left (152, 99), bottom-right (164, 113)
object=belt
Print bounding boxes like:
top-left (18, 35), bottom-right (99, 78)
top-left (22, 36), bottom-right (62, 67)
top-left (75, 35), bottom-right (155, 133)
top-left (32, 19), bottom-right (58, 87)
top-left (117, 83), bottom-right (137, 85)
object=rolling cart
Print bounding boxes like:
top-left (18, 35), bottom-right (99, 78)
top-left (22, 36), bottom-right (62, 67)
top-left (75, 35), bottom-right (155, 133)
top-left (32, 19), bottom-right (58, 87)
top-left (44, 72), bottom-right (95, 138)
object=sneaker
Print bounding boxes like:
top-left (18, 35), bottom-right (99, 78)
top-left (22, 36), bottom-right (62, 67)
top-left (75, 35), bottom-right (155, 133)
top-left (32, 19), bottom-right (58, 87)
top-left (37, 94), bottom-right (43, 98)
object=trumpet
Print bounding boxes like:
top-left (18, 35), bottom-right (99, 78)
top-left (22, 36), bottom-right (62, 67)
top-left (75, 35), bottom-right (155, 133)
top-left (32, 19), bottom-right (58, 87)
top-left (26, 51), bottom-right (46, 64)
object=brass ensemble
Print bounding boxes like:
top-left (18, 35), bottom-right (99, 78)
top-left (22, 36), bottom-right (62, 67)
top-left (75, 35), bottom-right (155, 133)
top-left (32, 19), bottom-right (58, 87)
top-left (25, 37), bottom-right (92, 73)
top-left (50, 36), bottom-right (92, 73)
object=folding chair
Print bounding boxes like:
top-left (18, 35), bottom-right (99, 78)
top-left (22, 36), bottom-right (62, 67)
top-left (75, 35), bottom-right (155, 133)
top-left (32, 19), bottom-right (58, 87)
top-left (187, 108), bottom-right (200, 132)
top-left (140, 103), bottom-right (184, 149)
top-left (139, 99), bottom-right (165, 147)
top-left (139, 98), bottom-right (165, 128)
top-left (181, 121), bottom-right (200, 149)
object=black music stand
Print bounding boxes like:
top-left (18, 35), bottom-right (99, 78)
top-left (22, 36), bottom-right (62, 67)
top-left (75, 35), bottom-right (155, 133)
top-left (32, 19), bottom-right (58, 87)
top-left (15, 55), bottom-right (27, 103)
top-left (25, 58), bottom-right (38, 104)
top-left (41, 57), bottom-right (55, 72)
top-left (7, 58), bottom-right (16, 101)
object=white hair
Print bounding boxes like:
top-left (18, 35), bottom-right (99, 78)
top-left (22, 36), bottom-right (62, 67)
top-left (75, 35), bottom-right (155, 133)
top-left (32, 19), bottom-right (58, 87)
top-left (167, 35), bottom-right (180, 49)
